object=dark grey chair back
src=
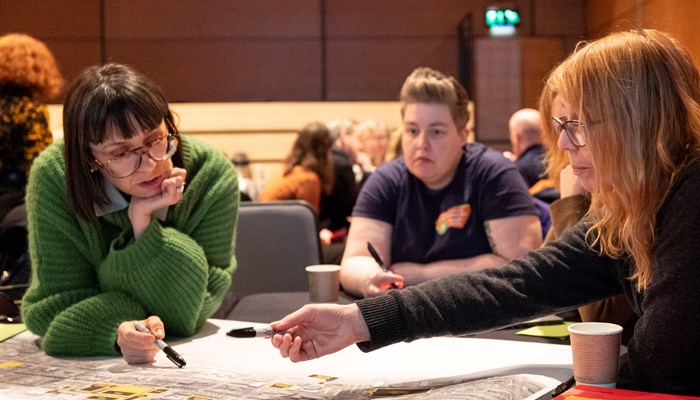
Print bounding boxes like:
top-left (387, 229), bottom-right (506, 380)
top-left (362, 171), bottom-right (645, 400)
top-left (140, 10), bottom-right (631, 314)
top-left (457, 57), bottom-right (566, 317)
top-left (213, 200), bottom-right (321, 319)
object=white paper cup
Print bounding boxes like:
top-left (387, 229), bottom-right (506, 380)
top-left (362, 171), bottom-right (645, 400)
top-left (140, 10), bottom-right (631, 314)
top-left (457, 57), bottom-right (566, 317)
top-left (567, 322), bottom-right (623, 388)
top-left (306, 264), bottom-right (341, 303)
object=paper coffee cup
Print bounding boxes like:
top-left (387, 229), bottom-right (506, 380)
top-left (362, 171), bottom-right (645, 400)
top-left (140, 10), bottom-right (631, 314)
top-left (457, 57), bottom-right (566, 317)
top-left (306, 264), bottom-right (341, 303)
top-left (567, 322), bottom-right (623, 388)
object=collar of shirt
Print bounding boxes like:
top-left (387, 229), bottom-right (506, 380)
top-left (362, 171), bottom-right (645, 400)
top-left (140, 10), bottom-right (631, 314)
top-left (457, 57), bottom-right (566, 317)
top-left (94, 180), bottom-right (168, 221)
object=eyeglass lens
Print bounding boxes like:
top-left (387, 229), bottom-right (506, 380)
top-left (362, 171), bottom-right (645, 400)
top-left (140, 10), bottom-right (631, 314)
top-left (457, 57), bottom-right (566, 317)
top-left (553, 118), bottom-right (585, 147)
top-left (107, 135), bottom-right (178, 178)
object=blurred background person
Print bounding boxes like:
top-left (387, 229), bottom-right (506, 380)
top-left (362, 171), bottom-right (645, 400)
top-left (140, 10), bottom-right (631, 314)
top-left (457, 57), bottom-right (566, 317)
top-left (0, 33), bottom-right (63, 301)
top-left (319, 118), bottom-right (359, 264)
top-left (260, 122), bottom-right (334, 214)
top-left (231, 152), bottom-right (258, 201)
top-left (507, 107), bottom-right (559, 203)
top-left (0, 33), bottom-right (62, 190)
top-left (354, 119), bottom-right (390, 173)
top-left (384, 126), bottom-right (404, 161)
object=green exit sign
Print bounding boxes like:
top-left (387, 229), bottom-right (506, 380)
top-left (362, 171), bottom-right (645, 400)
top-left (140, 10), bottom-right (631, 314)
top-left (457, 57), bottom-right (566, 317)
top-left (485, 8), bottom-right (521, 27)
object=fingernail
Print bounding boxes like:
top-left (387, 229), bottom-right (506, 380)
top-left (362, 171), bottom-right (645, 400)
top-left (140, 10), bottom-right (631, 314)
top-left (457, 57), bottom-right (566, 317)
top-left (155, 328), bottom-right (163, 336)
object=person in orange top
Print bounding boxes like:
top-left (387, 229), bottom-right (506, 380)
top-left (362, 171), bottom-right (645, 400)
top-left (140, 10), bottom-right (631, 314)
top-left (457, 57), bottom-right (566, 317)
top-left (260, 122), bottom-right (334, 212)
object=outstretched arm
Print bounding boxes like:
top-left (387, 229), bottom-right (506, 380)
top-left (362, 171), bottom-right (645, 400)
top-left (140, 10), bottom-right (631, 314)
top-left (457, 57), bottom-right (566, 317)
top-left (270, 303), bottom-right (369, 363)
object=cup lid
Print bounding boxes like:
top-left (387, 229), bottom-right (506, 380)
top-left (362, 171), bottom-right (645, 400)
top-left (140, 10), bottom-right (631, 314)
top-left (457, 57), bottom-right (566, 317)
top-left (305, 264), bottom-right (341, 272)
top-left (567, 322), bottom-right (623, 335)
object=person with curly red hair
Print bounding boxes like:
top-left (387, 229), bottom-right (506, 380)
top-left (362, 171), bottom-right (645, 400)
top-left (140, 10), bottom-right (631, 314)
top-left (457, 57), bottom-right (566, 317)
top-left (0, 33), bottom-right (63, 300)
top-left (0, 33), bottom-right (63, 189)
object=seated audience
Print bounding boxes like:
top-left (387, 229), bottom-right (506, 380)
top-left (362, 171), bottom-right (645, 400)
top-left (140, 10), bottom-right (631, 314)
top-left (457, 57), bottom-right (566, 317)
top-left (260, 122), bottom-right (334, 213)
top-left (231, 152), bottom-right (257, 201)
top-left (21, 64), bottom-right (238, 364)
top-left (339, 67), bottom-right (542, 298)
top-left (507, 108), bottom-right (559, 203)
top-left (271, 29), bottom-right (700, 396)
top-left (539, 83), bottom-right (638, 344)
top-left (319, 118), bottom-right (360, 264)
top-left (326, 117), bottom-right (366, 186)
top-left (354, 119), bottom-right (390, 172)
top-left (320, 118), bottom-right (359, 236)
top-left (0, 33), bottom-right (63, 300)
top-left (385, 126), bottom-right (403, 161)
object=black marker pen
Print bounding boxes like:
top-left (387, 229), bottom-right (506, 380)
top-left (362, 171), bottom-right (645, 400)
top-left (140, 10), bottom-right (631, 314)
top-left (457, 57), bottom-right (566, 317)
top-left (135, 322), bottom-right (186, 368)
top-left (551, 375), bottom-right (575, 398)
top-left (226, 326), bottom-right (289, 338)
top-left (367, 242), bottom-right (399, 289)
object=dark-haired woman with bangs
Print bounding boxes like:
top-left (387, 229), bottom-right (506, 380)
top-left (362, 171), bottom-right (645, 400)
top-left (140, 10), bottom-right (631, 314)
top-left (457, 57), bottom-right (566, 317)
top-left (21, 63), bottom-right (238, 365)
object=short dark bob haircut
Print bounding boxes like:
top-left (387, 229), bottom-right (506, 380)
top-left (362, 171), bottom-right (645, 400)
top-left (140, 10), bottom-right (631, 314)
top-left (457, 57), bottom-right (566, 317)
top-left (63, 63), bottom-right (182, 224)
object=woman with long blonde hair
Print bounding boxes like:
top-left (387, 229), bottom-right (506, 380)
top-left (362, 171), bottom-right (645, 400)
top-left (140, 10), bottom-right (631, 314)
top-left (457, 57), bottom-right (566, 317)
top-left (269, 29), bottom-right (700, 395)
top-left (539, 81), bottom-right (638, 343)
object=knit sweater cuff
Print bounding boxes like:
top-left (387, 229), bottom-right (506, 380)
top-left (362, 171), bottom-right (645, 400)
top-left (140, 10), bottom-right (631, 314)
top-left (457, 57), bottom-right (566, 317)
top-left (40, 291), bottom-right (146, 357)
top-left (355, 294), bottom-right (407, 352)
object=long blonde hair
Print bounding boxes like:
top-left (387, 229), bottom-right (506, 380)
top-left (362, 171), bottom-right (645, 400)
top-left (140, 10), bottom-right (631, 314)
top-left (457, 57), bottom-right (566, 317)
top-left (539, 82), bottom-right (569, 187)
top-left (552, 29), bottom-right (700, 290)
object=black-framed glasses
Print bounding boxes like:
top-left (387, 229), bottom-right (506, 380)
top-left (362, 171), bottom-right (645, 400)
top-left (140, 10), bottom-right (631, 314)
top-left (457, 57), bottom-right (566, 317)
top-left (92, 133), bottom-right (180, 178)
top-left (552, 117), bottom-right (586, 147)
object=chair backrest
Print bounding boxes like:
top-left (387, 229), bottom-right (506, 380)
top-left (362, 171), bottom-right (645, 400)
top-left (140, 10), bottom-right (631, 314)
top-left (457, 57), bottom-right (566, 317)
top-left (230, 200), bottom-right (321, 299)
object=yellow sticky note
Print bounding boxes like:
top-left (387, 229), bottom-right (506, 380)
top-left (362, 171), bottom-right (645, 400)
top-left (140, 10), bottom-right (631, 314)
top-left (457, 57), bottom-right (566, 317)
top-left (0, 361), bottom-right (22, 368)
top-left (0, 323), bottom-right (27, 342)
top-left (516, 322), bottom-right (574, 338)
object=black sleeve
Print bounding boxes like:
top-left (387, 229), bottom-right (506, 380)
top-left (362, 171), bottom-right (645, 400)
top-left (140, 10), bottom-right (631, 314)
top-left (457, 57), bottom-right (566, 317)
top-left (623, 170), bottom-right (700, 394)
top-left (356, 220), bottom-right (622, 351)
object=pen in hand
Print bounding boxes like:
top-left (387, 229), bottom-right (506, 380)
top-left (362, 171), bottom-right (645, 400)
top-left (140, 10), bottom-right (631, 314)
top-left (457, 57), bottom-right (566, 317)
top-left (226, 326), bottom-right (290, 338)
top-left (134, 322), bottom-right (186, 368)
top-left (367, 242), bottom-right (398, 289)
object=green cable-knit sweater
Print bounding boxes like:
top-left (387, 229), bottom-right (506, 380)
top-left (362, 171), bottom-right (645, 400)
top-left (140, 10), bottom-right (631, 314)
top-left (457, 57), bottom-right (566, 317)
top-left (21, 135), bottom-right (238, 356)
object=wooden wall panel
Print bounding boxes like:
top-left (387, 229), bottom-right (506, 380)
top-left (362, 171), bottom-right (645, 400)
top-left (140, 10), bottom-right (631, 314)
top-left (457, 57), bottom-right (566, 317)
top-left (0, 0), bottom-right (101, 100)
top-left (106, 40), bottom-right (322, 102)
top-left (586, 0), bottom-right (700, 69)
top-left (324, 0), bottom-right (466, 100)
top-left (2, 0), bottom-right (595, 138)
top-left (47, 101), bottom-right (401, 182)
top-left (586, 0), bottom-right (638, 38)
top-left (326, 0), bottom-right (472, 36)
top-left (642, 0), bottom-right (700, 66)
top-left (104, 0), bottom-right (320, 38)
top-left (473, 38), bottom-right (521, 148)
top-left (326, 38), bottom-right (458, 100)
top-left (534, 0), bottom-right (586, 37)
top-left (521, 38), bottom-right (565, 108)
top-left (47, 101), bottom-right (402, 159)
top-left (0, 0), bottom-right (99, 37)
top-left (41, 41), bottom-right (101, 91)
top-left (102, 0), bottom-right (322, 102)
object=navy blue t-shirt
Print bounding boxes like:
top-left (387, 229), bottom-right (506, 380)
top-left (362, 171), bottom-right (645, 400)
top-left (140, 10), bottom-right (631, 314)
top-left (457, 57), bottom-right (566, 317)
top-left (353, 143), bottom-right (538, 264)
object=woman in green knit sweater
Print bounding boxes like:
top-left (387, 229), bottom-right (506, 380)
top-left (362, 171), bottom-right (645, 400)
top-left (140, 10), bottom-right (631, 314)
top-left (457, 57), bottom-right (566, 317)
top-left (21, 64), bottom-right (238, 364)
